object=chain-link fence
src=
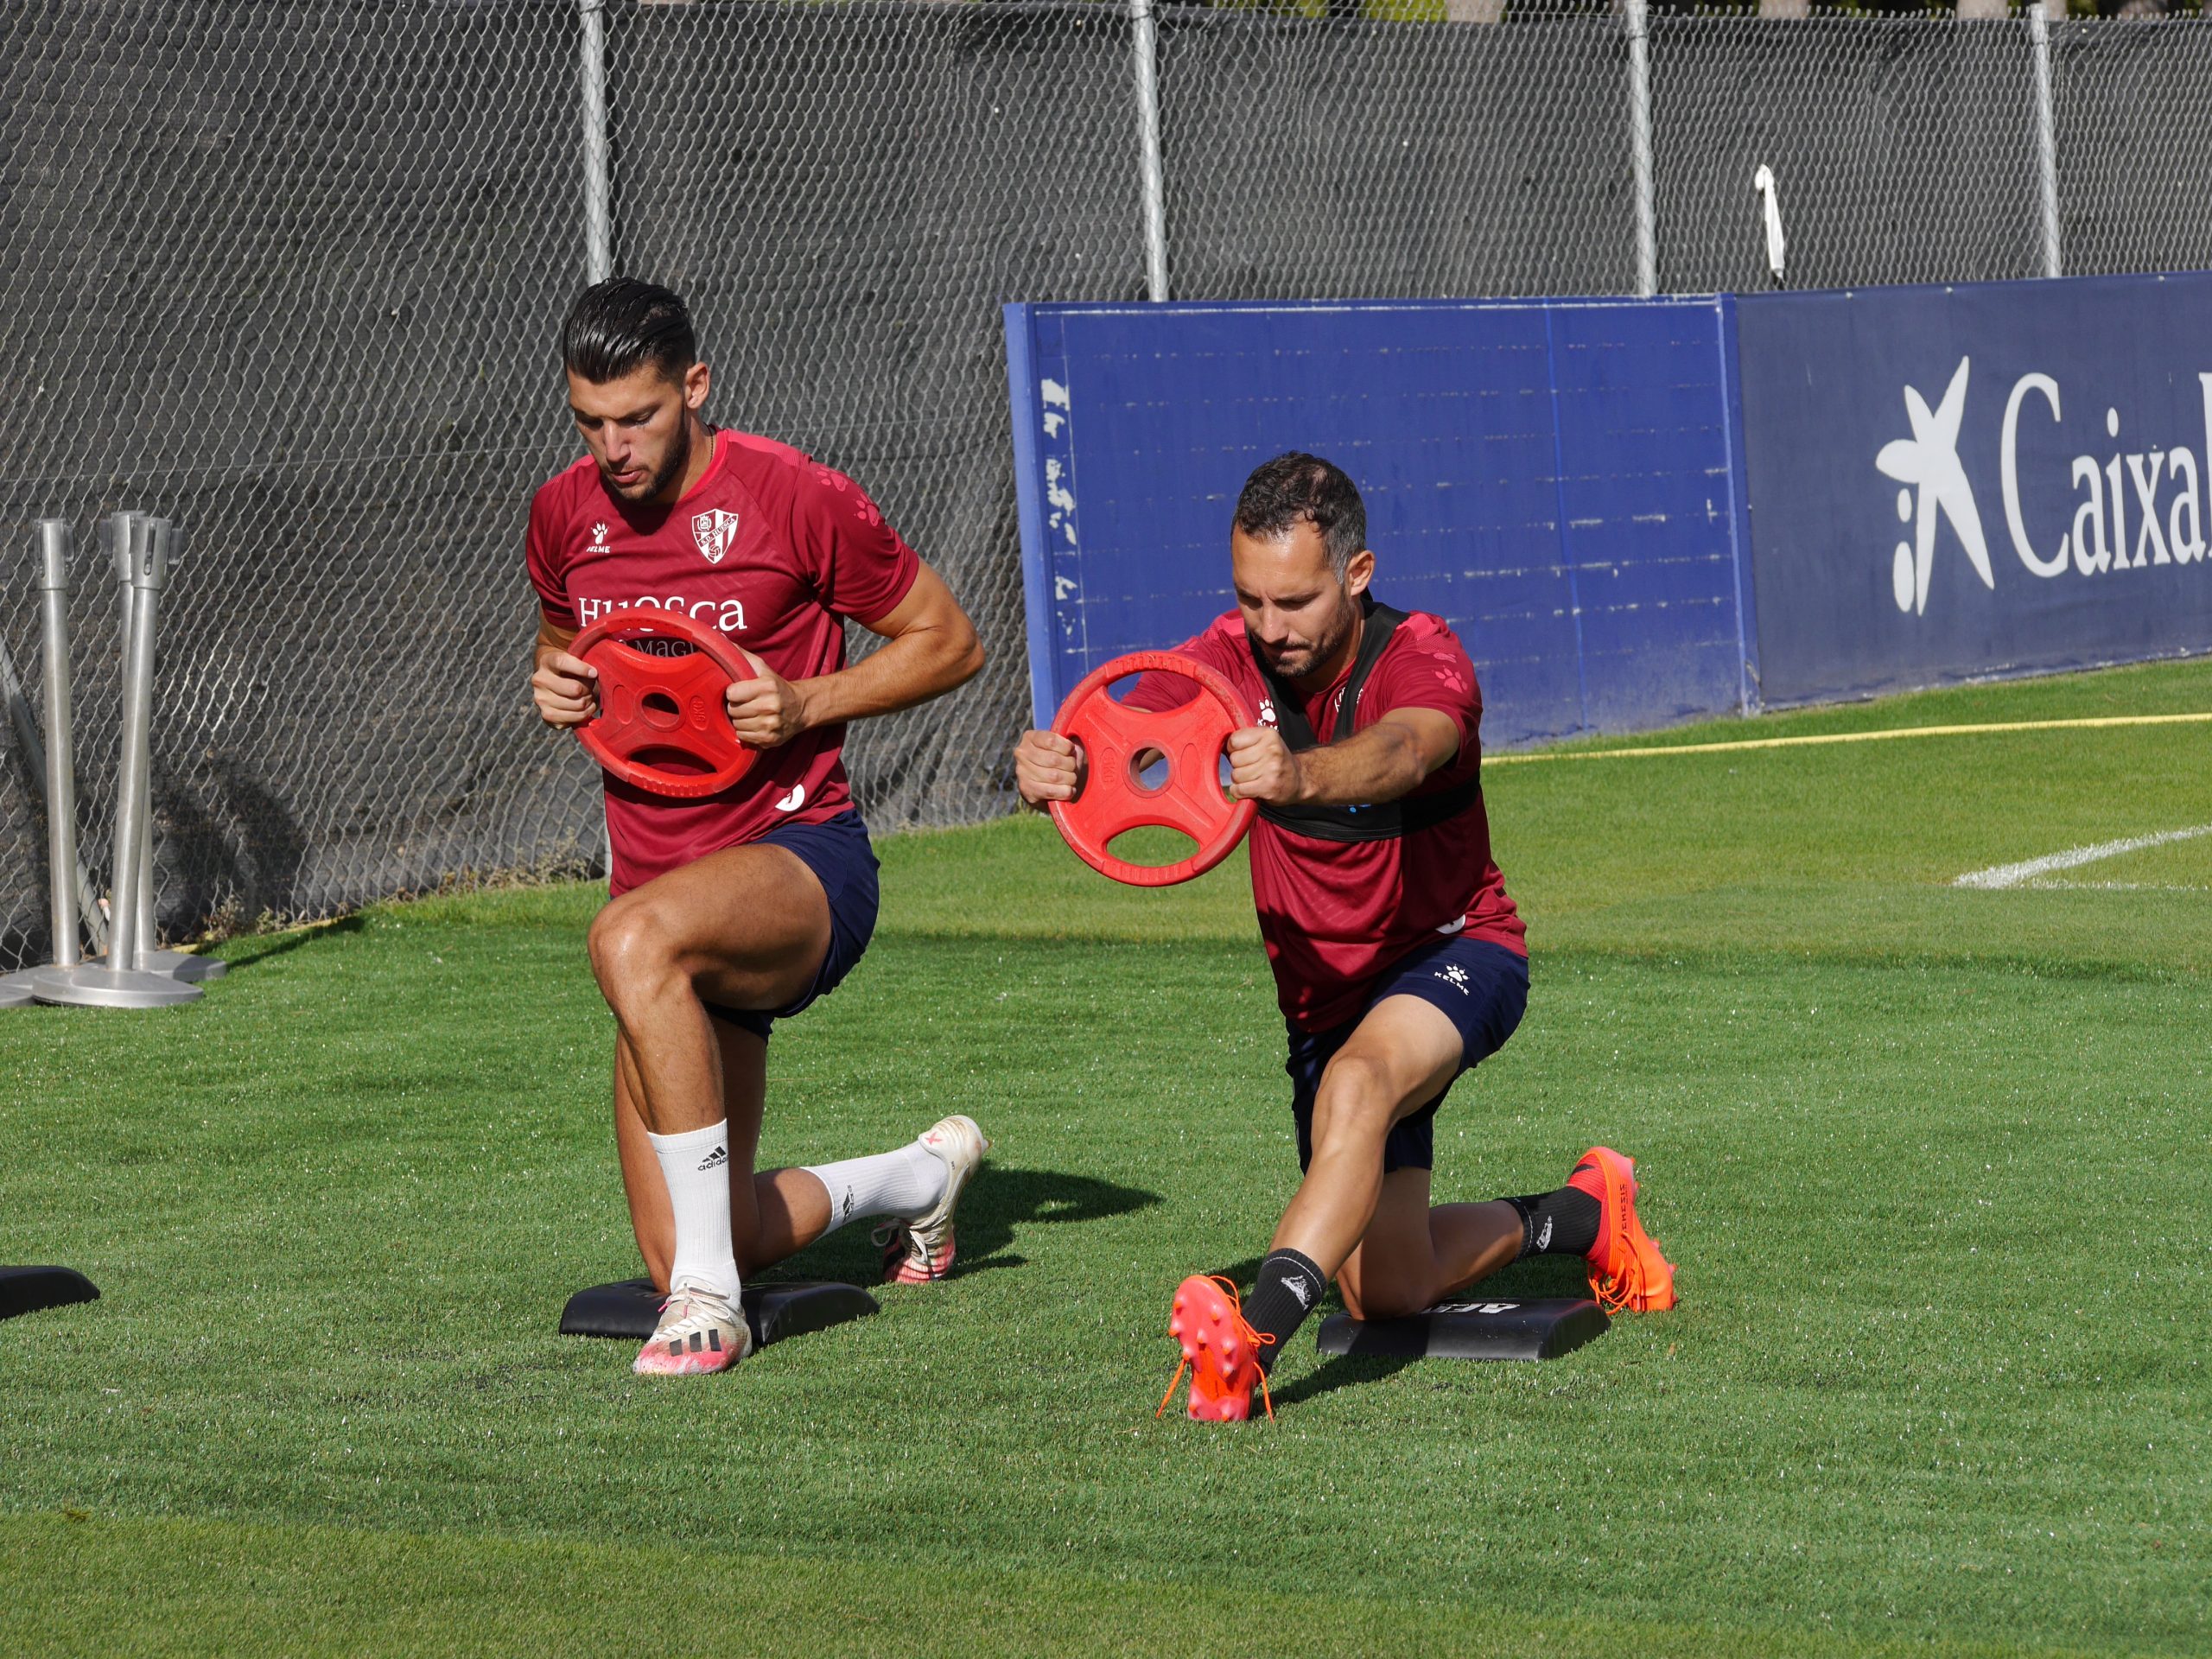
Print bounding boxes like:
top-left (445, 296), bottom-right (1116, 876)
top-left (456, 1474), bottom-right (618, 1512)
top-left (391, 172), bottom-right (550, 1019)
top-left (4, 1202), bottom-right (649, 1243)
top-left (1, 0), bottom-right (2206, 966)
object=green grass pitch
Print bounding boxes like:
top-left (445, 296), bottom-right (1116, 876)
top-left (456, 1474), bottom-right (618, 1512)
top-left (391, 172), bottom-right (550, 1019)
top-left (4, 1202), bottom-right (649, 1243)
top-left (3, 658), bottom-right (2208, 1656)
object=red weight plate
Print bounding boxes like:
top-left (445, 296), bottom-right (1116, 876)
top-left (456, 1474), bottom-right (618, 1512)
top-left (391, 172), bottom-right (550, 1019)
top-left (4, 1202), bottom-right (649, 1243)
top-left (1047, 651), bottom-right (1258, 887)
top-left (570, 609), bottom-right (761, 798)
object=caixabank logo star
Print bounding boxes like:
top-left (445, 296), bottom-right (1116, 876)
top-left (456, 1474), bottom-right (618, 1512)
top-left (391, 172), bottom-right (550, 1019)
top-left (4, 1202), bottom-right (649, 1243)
top-left (1876, 356), bottom-right (2212, 617)
top-left (1875, 359), bottom-right (1991, 615)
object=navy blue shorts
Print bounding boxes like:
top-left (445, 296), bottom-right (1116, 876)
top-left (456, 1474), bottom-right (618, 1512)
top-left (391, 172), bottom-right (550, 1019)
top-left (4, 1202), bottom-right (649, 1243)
top-left (1285, 935), bottom-right (1529, 1174)
top-left (704, 810), bottom-right (880, 1041)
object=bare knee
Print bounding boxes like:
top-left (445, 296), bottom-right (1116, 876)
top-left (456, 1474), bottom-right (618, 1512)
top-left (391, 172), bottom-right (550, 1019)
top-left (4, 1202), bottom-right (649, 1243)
top-left (588, 897), bottom-right (684, 1013)
top-left (1309, 1055), bottom-right (1398, 1160)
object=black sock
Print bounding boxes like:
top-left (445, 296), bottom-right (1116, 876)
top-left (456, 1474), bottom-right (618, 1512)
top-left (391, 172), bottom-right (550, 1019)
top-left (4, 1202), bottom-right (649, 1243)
top-left (1504, 1186), bottom-right (1600, 1261)
top-left (1243, 1248), bottom-right (1325, 1375)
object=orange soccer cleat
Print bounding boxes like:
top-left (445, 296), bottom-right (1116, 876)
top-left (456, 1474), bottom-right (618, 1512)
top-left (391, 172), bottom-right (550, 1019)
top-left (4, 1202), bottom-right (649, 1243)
top-left (1573, 1146), bottom-right (1678, 1313)
top-left (1158, 1274), bottom-right (1274, 1422)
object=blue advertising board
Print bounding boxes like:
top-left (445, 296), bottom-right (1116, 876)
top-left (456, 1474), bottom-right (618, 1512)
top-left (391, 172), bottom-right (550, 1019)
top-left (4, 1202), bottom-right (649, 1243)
top-left (1734, 272), bottom-right (2212, 703)
top-left (1007, 276), bottom-right (2212, 741)
top-left (1005, 298), bottom-right (1757, 747)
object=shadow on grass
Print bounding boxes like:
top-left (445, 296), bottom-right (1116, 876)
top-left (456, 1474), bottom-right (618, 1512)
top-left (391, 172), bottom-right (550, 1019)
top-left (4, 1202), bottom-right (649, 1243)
top-left (766, 1166), bottom-right (1161, 1287)
top-left (208, 914), bottom-right (365, 972)
top-left (1207, 1255), bottom-right (1265, 1288)
top-left (1267, 1352), bottom-right (1418, 1408)
top-left (952, 1166), bottom-right (1163, 1261)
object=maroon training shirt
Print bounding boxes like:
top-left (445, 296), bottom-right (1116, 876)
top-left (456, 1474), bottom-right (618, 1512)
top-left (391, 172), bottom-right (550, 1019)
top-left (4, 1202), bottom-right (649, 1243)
top-left (526, 429), bottom-right (919, 894)
top-left (1136, 607), bottom-right (1525, 1031)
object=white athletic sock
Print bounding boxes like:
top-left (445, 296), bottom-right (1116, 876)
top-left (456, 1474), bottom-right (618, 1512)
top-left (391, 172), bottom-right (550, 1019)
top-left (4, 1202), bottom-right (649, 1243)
top-left (648, 1120), bottom-right (741, 1302)
top-left (804, 1139), bottom-right (949, 1236)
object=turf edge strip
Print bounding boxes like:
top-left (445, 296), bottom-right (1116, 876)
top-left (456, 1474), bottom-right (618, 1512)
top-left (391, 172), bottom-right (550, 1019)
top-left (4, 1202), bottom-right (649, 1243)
top-left (1487, 711), bottom-right (2212, 764)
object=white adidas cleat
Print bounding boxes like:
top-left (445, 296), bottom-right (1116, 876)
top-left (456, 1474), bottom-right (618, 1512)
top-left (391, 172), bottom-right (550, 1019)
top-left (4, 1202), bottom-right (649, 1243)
top-left (632, 1283), bottom-right (752, 1376)
top-left (874, 1114), bottom-right (991, 1285)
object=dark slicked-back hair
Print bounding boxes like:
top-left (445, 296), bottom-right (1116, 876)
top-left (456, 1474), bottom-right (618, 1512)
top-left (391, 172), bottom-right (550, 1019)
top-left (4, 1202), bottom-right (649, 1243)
top-left (562, 276), bottom-right (696, 385)
top-left (1233, 452), bottom-right (1367, 575)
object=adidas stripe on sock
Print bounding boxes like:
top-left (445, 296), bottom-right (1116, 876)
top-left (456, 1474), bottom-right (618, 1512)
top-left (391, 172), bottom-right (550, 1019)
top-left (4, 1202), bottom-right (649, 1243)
top-left (647, 1119), bottom-right (741, 1301)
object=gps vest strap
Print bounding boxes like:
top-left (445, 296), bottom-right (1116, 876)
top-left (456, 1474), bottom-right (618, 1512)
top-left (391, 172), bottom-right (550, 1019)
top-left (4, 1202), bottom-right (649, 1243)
top-left (1247, 598), bottom-right (1484, 845)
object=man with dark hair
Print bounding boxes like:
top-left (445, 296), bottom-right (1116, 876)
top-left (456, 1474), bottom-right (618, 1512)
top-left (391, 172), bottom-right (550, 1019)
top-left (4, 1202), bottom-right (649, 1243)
top-left (529, 276), bottom-right (991, 1376)
top-left (1014, 451), bottom-right (1676, 1421)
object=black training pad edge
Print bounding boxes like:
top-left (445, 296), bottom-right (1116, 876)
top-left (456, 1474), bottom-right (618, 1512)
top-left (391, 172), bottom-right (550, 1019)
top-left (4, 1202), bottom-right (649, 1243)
top-left (1314, 1295), bottom-right (1609, 1361)
top-left (559, 1278), bottom-right (878, 1346)
top-left (0, 1265), bottom-right (100, 1321)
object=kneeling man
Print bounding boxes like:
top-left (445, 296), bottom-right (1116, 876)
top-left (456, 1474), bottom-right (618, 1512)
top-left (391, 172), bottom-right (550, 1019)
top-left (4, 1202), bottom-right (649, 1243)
top-left (529, 277), bottom-right (990, 1376)
top-left (1014, 453), bottom-right (1676, 1421)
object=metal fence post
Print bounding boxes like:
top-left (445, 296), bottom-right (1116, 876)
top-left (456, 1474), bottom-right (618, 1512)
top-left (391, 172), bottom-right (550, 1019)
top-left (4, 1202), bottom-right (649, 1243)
top-left (2029, 2), bottom-right (2062, 279)
top-left (35, 523), bottom-right (81, 968)
top-left (579, 0), bottom-right (615, 883)
top-left (580, 0), bottom-right (613, 283)
top-left (1625, 0), bottom-right (1658, 298)
top-left (1131, 0), bottom-right (1171, 302)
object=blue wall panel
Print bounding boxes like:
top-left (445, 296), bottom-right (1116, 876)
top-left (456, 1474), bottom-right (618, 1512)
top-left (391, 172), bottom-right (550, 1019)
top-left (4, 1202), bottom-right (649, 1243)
top-left (1007, 298), bottom-right (1753, 747)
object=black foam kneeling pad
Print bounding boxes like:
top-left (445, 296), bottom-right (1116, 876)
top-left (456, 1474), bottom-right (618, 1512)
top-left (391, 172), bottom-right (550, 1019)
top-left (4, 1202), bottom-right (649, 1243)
top-left (559, 1278), bottom-right (878, 1348)
top-left (0, 1265), bottom-right (100, 1321)
top-left (1315, 1294), bottom-right (1607, 1362)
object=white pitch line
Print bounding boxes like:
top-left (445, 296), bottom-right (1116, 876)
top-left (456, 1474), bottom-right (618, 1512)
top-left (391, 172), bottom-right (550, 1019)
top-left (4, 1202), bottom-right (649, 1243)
top-left (1954, 823), bottom-right (2212, 890)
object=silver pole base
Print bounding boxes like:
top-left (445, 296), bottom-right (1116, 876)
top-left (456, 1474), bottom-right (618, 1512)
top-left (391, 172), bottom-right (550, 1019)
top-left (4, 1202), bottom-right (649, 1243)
top-left (32, 963), bottom-right (203, 1008)
top-left (0, 969), bottom-right (41, 1007)
top-left (139, 948), bottom-right (227, 982)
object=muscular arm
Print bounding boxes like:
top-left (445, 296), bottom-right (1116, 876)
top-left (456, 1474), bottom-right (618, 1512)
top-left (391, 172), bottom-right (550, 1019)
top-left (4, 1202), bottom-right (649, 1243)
top-left (779, 559), bottom-right (984, 731)
top-left (1227, 707), bottom-right (1461, 809)
top-left (725, 559), bottom-right (982, 747)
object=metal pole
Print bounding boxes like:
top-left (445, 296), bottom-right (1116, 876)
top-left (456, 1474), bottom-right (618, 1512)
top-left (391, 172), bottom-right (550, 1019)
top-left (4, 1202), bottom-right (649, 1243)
top-left (43, 521), bottom-right (105, 955)
top-left (580, 0), bottom-right (617, 884)
top-left (580, 0), bottom-right (613, 283)
top-left (39, 523), bottom-right (80, 968)
top-left (106, 512), bottom-right (139, 712)
top-left (131, 524), bottom-right (219, 978)
top-left (1131, 0), bottom-right (1171, 302)
top-left (103, 512), bottom-right (144, 950)
top-left (0, 522), bottom-right (107, 998)
top-left (136, 570), bottom-right (157, 947)
top-left (101, 513), bottom-right (218, 981)
top-left (34, 518), bottom-right (200, 1007)
top-left (2029, 3), bottom-right (2062, 280)
top-left (1625, 0), bottom-right (1659, 298)
top-left (107, 520), bottom-right (156, 975)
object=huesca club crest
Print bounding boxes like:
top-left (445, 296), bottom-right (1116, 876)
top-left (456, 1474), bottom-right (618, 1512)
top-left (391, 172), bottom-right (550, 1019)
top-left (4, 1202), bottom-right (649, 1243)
top-left (690, 508), bottom-right (741, 565)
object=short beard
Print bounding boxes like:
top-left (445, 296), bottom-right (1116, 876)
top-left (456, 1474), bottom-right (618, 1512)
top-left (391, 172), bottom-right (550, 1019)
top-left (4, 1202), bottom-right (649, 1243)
top-left (606, 419), bottom-right (692, 504)
top-left (1255, 593), bottom-right (1358, 682)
